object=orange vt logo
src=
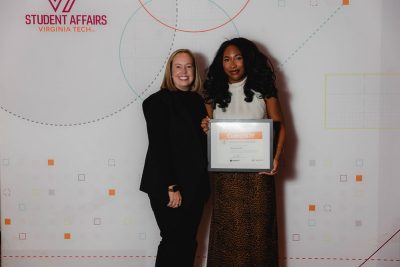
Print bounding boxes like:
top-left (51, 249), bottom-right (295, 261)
top-left (48, 0), bottom-right (76, 13)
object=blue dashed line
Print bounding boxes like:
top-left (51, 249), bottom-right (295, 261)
top-left (279, 5), bottom-right (343, 69)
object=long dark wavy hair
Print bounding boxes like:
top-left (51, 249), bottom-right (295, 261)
top-left (204, 37), bottom-right (277, 109)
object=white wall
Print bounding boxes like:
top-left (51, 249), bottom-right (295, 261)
top-left (1, 1), bottom-right (399, 266)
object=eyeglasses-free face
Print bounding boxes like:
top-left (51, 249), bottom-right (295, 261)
top-left (171, 52), bottom-right (194, 91)
top-left (222, 45), bottom-right (246, 84)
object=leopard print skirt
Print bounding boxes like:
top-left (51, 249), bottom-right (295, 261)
top-left (207, 172), bottom-right (278, 267)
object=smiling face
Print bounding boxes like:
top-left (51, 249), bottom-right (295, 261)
top-left (171, 52), bottom-right (194, 91)
top-left (222, 45), bottom-right (246, 83)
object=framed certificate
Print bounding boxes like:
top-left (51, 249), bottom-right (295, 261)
top-left (208, 119), bottom-right (273, 172)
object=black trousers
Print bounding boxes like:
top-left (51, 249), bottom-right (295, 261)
top-left (149, 195), bottom-right (205, 267)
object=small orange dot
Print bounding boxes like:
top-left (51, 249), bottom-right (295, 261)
top-left (5, 218), bottom-right (11, 225)
top-left (356, 175), bottom-right (363, 182)
top-left (108, 189), bottom-right (116, 196)
top-left (342, 0), bottom-right (349, 5)
top-left (48, 159), bottom-right (55, 166)
top-left (64, 233), bottom-right (71, 239)
top-left (309, 204), bottom-right (316, 212)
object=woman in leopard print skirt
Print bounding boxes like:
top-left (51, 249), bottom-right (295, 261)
top-left (202, 37), bottom-right (286, 267)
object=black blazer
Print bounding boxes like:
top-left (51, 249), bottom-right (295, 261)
top-left (140, 89), bottom-right (209, 206)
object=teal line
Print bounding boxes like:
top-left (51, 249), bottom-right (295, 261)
top-left (119, 0), bottom-right (154, 100)
top-left (119, 0), bottom-right (241, 99)
top-left (324, 74), bottom-right (327, 129)
top-left (208, 0), bottom-right (240, 36)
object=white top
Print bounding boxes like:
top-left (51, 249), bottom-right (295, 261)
top-left (213, 78), bottom-right (266, 119)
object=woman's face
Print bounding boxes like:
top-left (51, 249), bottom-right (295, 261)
top-left (222, 45), bottom-right (245, 83)
top-left (171, 52), bottom-right (194, 91)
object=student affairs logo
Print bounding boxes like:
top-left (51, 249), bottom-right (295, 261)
top-left (25, 0), bottom-right (108, 33)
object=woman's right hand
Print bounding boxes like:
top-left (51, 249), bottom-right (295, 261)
top-left (201, 116), bottom-right (211, 134)
top-left (167, 190), bottom-right (182, 208)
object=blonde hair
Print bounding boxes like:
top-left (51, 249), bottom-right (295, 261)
top-left (161, 49), bottom-right (202, 92)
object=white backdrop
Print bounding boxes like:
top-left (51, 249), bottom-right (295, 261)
top-left (1, 1), bottom-right (399, 267)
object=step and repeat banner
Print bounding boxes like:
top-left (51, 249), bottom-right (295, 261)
top-left (1, 1), bottom-right (399, 266)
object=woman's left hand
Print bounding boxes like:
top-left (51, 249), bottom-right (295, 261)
top-left (201, 116), bottom-right (210, 134)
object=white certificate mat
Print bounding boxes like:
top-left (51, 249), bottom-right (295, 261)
top-left (208, 119), bottom-right (273, 172)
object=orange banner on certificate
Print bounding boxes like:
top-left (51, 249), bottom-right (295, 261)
top-left (219, 131), bottom-right (263, 140)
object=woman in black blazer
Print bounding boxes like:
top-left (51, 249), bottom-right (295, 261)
top-left (141, 49), bottom-right (210, 267)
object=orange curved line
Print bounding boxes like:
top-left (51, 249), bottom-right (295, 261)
top-left (137, 0), bottom-right (250, 33)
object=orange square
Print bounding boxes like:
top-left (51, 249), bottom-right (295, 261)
top-left (108, 189), bottom-right (116, 196)
top-left (309, 204), bottom-right (316, 212)
top-left (5, 218), bottom-right (11, 225)
top-left (64, 233), bottom-right (71, 239)
top-left (48, 159), bottom-right (54, 166)
top-left (343, 0), bottom-right (349, 5)
top-left (356, 175), bottom-right (363, 182)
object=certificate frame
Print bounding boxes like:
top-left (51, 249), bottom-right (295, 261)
top-left (207, 119), bottom-right (273, 172)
